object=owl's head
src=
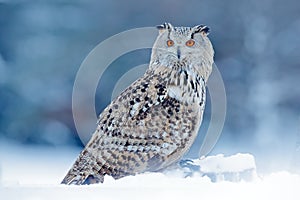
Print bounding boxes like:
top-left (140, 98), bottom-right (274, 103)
top-left (150, 23), bottom-right (214, 81)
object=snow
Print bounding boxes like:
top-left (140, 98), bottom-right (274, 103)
top-left (196, 153), bottom-right (256, 173)
top-left (192, 153), bottom-right (257, 182)
top-left (1, 140), bottom-right (300, 200)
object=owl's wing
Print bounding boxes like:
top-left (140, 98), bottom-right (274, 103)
top-left (62, 69), bottom-right (186, 185)
top-left (97, 70), bottom-right (168, 129)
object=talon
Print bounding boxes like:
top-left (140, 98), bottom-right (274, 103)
top-left (179, 159), bottom-right (194, 167)
top-left (179, 159), bottom-right (200, 172)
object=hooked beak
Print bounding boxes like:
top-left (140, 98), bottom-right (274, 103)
top-left (177, 47), bottom-right (181, 59)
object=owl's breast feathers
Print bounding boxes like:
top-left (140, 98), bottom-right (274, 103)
top-left (62, 67), bottom-right (206, 185)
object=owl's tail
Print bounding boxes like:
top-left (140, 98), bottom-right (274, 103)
top-left (61, 149), bottom-right (104, 185)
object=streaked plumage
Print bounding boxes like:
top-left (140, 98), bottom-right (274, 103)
top-left (62, 23), bottom-right (214, 185)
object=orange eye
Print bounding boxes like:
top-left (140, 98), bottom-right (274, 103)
top-left (167, 40), bottom-right (174, 47)
top-left (186, 39), bottom-right (195, 47)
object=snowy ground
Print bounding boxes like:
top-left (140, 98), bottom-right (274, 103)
top-left (1, 140), bottom-right (300, 200)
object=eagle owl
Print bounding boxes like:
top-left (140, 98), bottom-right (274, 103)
top-left (62, 23), bottom-right (214, 185)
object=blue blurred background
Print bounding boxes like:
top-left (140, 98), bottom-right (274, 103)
top-left (0, 0), bottom-right (299, 173)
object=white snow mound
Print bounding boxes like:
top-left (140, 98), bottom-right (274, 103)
top-left (196, 153), bottom-right (256, 173)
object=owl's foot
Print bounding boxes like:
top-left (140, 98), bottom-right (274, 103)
top-left (179, 159), bottom-right (200, 172)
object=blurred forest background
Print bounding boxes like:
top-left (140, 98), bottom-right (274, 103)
top-left (0, 0), bottom-right (299, 172)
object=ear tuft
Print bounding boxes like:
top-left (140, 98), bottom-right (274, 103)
top-left (193, 25), bottom-right (210, 35)
top-left (156, 22), bottom-right (173, 33)
top-left (156, 23), bottom-right (167, 30)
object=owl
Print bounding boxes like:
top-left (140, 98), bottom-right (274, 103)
top-left (61, 23), bottom-right (215, 185)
